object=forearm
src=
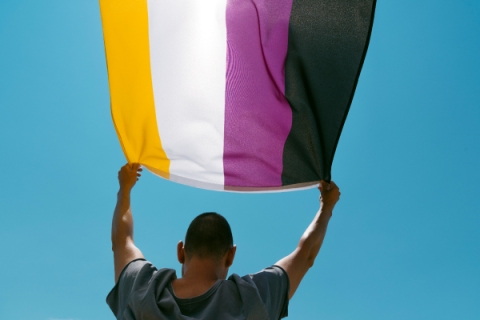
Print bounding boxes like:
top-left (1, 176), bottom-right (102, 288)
top-left (112, 163), bottom-right (144, 282)
top-left (296, 205), bottom-right (332, 266)
top-left (111, 189), bottom-right (134, 249)
top-left (276, 181), bottom-right (339, 299)
top-left (276, 205), bottom-right (332, 299)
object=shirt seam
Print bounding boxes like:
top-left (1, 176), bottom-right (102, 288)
top-left (170, 280), bottom-right (223, 305)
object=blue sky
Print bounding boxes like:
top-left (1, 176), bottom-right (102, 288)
top-left (0, 0), bottom-right (479, 319)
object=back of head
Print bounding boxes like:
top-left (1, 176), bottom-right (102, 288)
top-left (184, 212), bottom-right (233, 261)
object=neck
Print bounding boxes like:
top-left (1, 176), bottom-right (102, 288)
top-left (172, 257), bottom-right (226, 299)
top-left (181, 257), bottom-right (227, 282)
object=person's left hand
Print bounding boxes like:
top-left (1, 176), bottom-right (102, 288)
top-left (118, 163), bottom-right (142, 192)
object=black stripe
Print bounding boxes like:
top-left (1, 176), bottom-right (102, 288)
top-left (282, 0), bottom-right (377, 184)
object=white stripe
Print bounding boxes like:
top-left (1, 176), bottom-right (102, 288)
top-left (150, 170), bottom-right (319, 193)
top-left (147, 0), bottom-right (227, 185)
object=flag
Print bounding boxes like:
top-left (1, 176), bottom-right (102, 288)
top-left (100, 0), bottom-right (376, 191)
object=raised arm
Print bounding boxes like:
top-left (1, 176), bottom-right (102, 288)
top-left (276, 181), bottom-right (340, 299)
top-left (112, 163), bottom-right (144, 282)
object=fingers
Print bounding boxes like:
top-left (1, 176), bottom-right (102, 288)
top-left (130, 163), bottom-right (143, 182)
top-left (329, 181), bottom-right (338, 191)
top-left (133, 164), bottom-right (143, 179)
top-left (130, 163), bottom-right (143, 172)
top-left (319, 180), bottom-right (328, 192)
top-left (318, 180), bottom-right (341, 211)
top-left (319, 180), bottom-right (336, 193)
top-left (119, 163), bottom-right (143, 179)
top-left (122, 163), bottom-right (142, 171)
top-left (318, 180), bottom-right (340, 199)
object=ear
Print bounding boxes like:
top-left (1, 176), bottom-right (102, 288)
top-left (225, 245), bottom-right (237, 268)
top-left (177, 240), bottom-right (185, 264)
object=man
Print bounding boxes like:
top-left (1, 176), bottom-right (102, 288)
top-left (107, 163), bottom-right (340, 319)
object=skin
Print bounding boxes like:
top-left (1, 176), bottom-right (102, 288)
top-left (111, 163), bottom-right (144, 282)
top-left (276, 180), bottom-right (340, 298)
top-left (112, 163), bottom-right (340, 300)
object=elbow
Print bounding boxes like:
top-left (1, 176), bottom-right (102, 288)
top-left (296, 245), bottom-right (316, 269)
top-left (111, 232), bottom-right (123, 252)
top-left (300, 245), bottom-right (318, 269)
top-left (298, 237), bottom-right (321, 269)
top-left (306, 255), bottom-right (315, 268)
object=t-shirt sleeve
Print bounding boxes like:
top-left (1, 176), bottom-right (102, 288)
top-left (246, 265), bottom-right (290, 320)
top-left (106, 258), bottom-right (156, 318)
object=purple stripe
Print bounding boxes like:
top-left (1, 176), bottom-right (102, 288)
top-left (224, 0), bottom-right (294, 187)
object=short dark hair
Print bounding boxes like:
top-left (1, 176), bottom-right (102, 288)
top-left (184, 212), bottom-right (233, 260)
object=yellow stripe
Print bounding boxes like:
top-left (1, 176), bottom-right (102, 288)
top-left (100, 0), bottom-right (170, 177)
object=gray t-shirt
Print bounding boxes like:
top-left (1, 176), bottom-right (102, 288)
top-left (107, 259), bottom-right (289, 320)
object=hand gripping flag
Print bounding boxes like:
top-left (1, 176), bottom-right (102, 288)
top-left (100, 0), bottom-right (376, 192)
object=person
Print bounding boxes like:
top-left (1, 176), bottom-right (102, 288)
top-left (107, 163), bottom-right (340, 319)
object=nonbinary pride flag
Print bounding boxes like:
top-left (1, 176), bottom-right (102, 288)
top-left (100, 0), bottom-right (376, 192)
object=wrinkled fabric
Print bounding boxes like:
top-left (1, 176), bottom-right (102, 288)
top-left (100, 0), bottom-right (377, 192)
top-left (107, 259), bottom-right (289, 320)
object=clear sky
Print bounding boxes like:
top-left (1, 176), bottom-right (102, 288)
top-left (0, 1), bottom-right (479, 319)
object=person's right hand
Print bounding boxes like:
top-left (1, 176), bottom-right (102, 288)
top-left (118, 163), bottom-right (142, 193)
top-left (319, 180), bottom-right (340, 212)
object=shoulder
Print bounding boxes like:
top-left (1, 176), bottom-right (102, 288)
top-left (119, 258), bottom-right (151, 278)
top-left (234, 266), bottom-right (290, 319)
top-left (110, 259), bottom-right (177, 294)
top-left (107, 259), bottom-right (152, 305)
top-left (113, 259), bottom-right (154, 288)
top-left (106, 259), bottom-right (177, 317)
top-left (245, 265), bottom-right (290, 290)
